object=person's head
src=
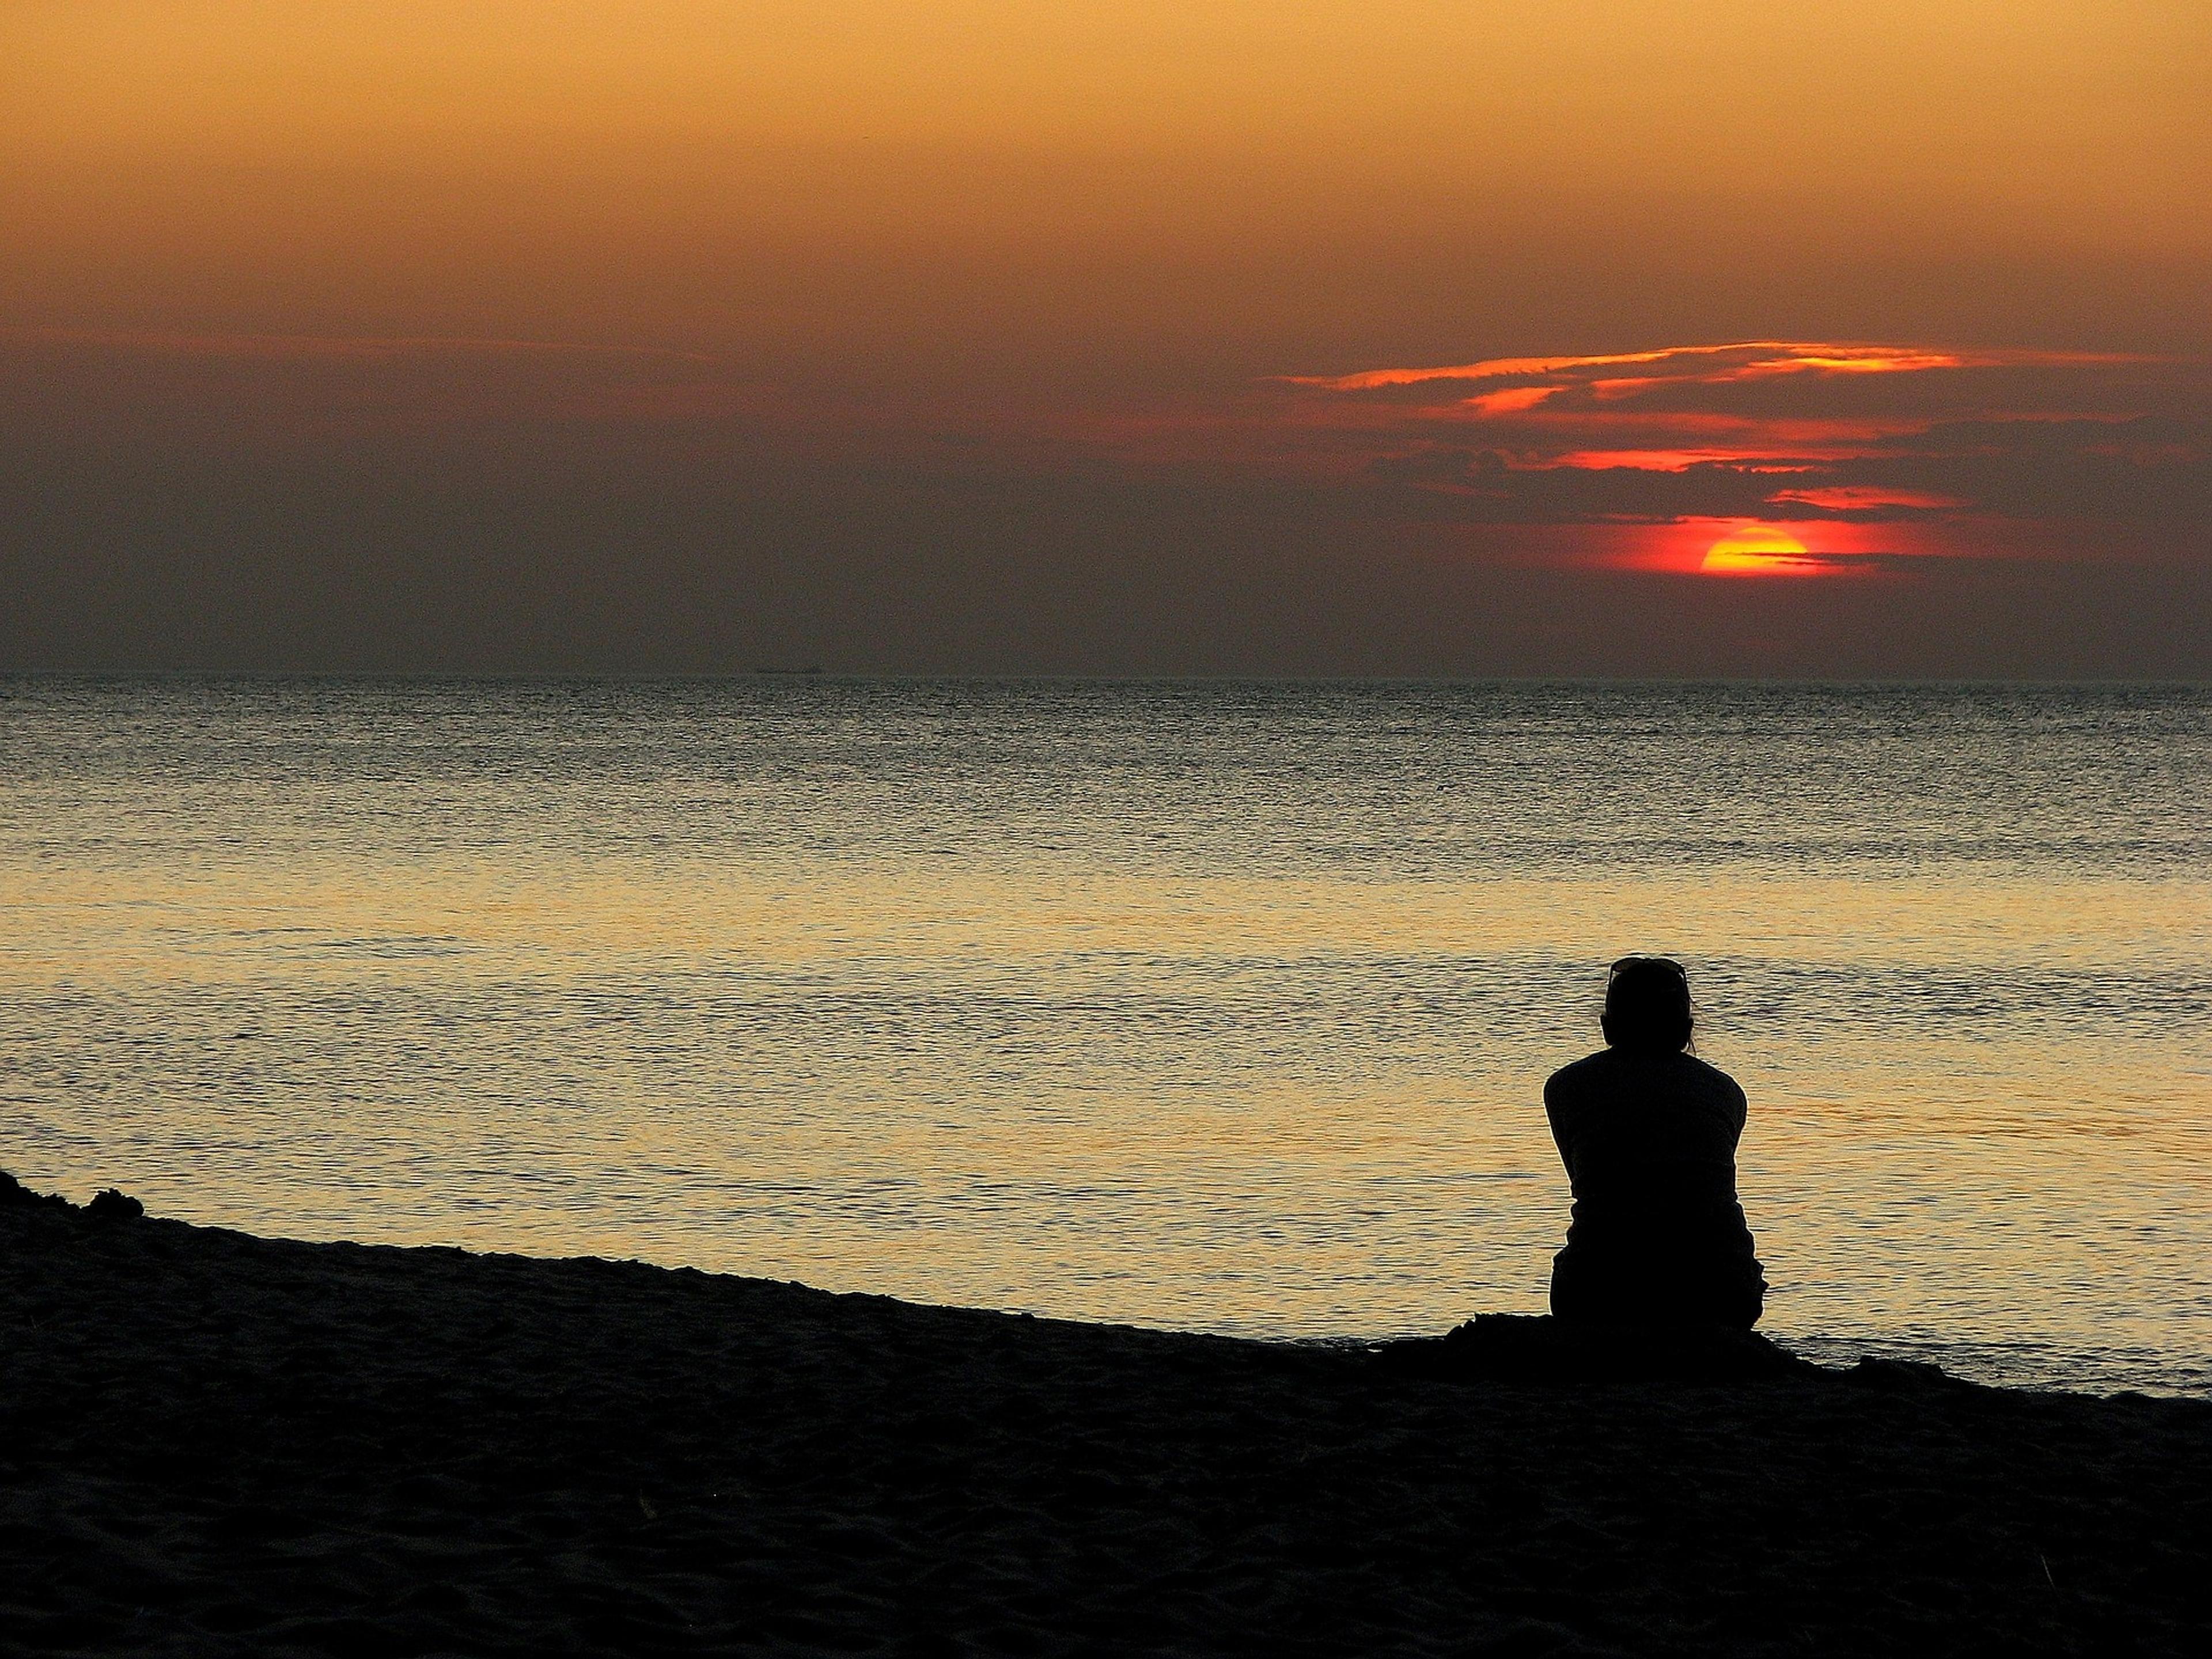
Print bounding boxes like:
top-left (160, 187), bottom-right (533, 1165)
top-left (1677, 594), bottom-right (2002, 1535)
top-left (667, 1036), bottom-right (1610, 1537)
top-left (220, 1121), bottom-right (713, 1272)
top-left (1600, 955), bottom-right (1694, 1053)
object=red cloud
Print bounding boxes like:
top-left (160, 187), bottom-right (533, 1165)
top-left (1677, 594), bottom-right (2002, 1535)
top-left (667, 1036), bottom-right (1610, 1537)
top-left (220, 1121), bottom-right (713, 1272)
top-left (1264, 339), bottom-right (2200, 575)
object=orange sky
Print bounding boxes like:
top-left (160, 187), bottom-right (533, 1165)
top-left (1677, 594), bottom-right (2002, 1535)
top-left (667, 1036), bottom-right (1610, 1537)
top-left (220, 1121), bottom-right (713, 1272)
top-left (2, 4), bottom-right (2207, 671)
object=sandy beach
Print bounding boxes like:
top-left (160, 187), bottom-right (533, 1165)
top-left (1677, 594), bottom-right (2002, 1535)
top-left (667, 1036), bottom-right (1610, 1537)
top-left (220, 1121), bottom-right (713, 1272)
top-left (5, 1176), bottom-right (2207, 1657)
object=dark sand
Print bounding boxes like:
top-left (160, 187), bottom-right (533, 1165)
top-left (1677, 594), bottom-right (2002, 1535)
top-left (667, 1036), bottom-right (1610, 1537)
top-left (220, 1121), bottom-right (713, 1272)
top-left (5, 1179), bottom-right (2207, 1657)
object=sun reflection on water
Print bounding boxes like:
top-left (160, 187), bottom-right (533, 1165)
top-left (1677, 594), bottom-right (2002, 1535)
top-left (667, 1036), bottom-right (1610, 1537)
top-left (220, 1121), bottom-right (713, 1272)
top-left (2, 677), bottom-right (2207, 1393)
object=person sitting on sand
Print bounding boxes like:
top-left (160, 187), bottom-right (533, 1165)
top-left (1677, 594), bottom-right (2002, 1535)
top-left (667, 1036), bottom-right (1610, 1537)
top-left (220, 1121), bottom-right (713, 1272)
top-left (1544, 957), bottom-right (1767, 1329)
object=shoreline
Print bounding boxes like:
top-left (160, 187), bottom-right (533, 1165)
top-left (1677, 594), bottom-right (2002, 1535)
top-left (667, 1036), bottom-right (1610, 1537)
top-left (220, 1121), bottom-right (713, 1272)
top-left (6, 1179), bottom-right (2210, 1654)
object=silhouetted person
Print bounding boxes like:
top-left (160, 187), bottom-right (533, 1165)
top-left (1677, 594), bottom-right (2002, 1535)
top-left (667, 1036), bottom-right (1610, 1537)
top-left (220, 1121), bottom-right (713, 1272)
top-left (1544, 957), bottom-right (1766, 1328)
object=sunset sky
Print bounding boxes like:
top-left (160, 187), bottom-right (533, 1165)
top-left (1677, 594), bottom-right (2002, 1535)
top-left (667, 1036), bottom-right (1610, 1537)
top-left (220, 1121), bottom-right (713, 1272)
top-left (4, 3), bottom-right (2207, 673)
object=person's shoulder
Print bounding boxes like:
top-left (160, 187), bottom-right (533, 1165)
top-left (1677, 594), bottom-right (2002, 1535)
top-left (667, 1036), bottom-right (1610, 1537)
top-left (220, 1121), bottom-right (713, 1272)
top-left (1678, 1054), bottom-right (1747, 1105)
top-left (1544, 1050), bottom-right (1618, 1102)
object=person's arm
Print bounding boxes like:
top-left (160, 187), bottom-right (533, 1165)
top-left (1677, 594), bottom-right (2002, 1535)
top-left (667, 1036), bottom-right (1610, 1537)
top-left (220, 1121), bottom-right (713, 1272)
top-left (1542, 1070), bottom-right (1580, 1182)
top-left (1703, 1070), bottom-right (1749, 1150)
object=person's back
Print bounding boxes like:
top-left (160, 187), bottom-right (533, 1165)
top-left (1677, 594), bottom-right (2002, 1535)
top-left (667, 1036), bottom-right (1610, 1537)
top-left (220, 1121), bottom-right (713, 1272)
top-left (1543, 958), bottom-right (1766, 1328)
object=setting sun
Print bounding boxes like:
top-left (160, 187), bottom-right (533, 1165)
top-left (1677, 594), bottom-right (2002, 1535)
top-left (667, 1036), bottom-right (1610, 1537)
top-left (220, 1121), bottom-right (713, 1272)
top-left (1700, 526), bottom-right (1819, 575)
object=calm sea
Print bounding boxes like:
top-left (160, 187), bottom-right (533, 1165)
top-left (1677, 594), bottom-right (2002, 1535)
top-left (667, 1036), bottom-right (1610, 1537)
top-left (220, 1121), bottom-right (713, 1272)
top-left (3, 678), bottom-right (2207, 1395)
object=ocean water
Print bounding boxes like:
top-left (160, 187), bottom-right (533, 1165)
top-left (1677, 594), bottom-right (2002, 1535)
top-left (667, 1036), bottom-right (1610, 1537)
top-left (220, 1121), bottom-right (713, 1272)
top-left (2, 677), bottom-right (2207, 1396)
